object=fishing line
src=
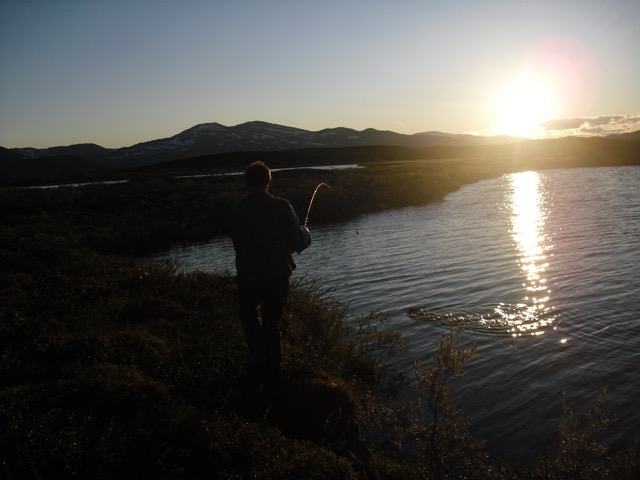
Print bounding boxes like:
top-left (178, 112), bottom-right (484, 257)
top-left (304, 183), bottom-right (395, 294)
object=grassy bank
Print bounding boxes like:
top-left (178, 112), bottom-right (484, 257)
top-left (0, 160), bottom-right (466, 256)
top-left (2, 153), bottom-right (639, 478)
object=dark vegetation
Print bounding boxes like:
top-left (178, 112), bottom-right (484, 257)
top-left (1, 145), bottom-right (639, 478)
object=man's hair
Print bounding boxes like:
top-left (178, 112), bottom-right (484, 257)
top-left (245, 161), bottom-right (272, 188)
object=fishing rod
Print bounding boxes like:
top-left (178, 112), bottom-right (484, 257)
top-left (304, 182), bottom-right (331, 227)
top-left (304, 182), bottom-right (360, 234)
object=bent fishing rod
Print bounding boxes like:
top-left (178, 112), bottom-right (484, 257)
top-left (304, 182), bottom-right (331, 227)
top-left (304, 182), bottom-right (360, 234)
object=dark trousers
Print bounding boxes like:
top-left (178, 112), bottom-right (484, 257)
top-left (237, 277), bottom-right (290, 390)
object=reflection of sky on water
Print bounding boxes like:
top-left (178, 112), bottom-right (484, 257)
top-left (495, 171), bottom-right (556, 336)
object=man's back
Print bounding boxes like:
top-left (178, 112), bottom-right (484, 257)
top-left (228, 191), bottom-right (304, 281)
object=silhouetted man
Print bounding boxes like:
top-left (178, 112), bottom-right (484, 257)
top-left (227, 161), bottom-right (311, 395)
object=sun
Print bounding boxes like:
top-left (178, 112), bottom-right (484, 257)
top-left (492, 77), bottom-right (554, 138)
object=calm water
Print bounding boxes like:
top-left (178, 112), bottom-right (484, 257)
top-left (158, 166), bottom-right (640, 461)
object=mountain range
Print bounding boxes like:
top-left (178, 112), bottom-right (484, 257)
top-left (2, 121), bottom-right (640, 180)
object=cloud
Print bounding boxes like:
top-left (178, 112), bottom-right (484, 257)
top-left (538, 114), bottom-right (640, 136)
top-left (539, 117), bottom-right (587, 130)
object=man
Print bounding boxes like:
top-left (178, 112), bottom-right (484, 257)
top-left (227, 161), bottom-right (312, 395)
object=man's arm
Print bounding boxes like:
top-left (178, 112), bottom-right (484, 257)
top-left (288, 204), bottom-right (312, 253)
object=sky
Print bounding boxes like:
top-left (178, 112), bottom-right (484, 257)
top-left (1, 0), bottom-right (639, 149)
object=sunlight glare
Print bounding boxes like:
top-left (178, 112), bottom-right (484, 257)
top-left (492, 77), bottom-right (554, 138)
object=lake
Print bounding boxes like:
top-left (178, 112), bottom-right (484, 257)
top-left (157, 165), bottom-right (640, 461)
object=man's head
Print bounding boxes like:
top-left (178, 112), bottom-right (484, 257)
top-left (245, 161), bottom-right (272, 190)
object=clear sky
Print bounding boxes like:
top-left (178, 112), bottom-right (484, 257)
top-left (1, 0), bottom-right (639, 149)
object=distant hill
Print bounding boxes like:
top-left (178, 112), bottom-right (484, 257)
top-left (605, 131), bottom-right (640, 140)
top-left (89, 121), bottom-right (523, 168)
top-left (3, 121), bottom-right (518, 178)
top-left (2, 121), bottom-right (639, 180)
top-left (0, 146), bottom-right (22, 164)
top-left (17, 143), bottom-right (112, 162)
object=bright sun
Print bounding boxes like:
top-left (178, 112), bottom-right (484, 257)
top-left (492, 77), bottom-right (554, 138)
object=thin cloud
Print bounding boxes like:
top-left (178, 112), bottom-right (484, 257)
top-left (539, 114), bottom-right (640, 136)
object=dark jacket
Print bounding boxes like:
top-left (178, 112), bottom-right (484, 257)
top-left (227, 191), bottom-right (311, 282)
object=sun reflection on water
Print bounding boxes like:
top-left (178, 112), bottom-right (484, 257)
top-left (408, 171), bottom-right (558, 337)
top-left (499, 171), bottom-right (555, 336)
